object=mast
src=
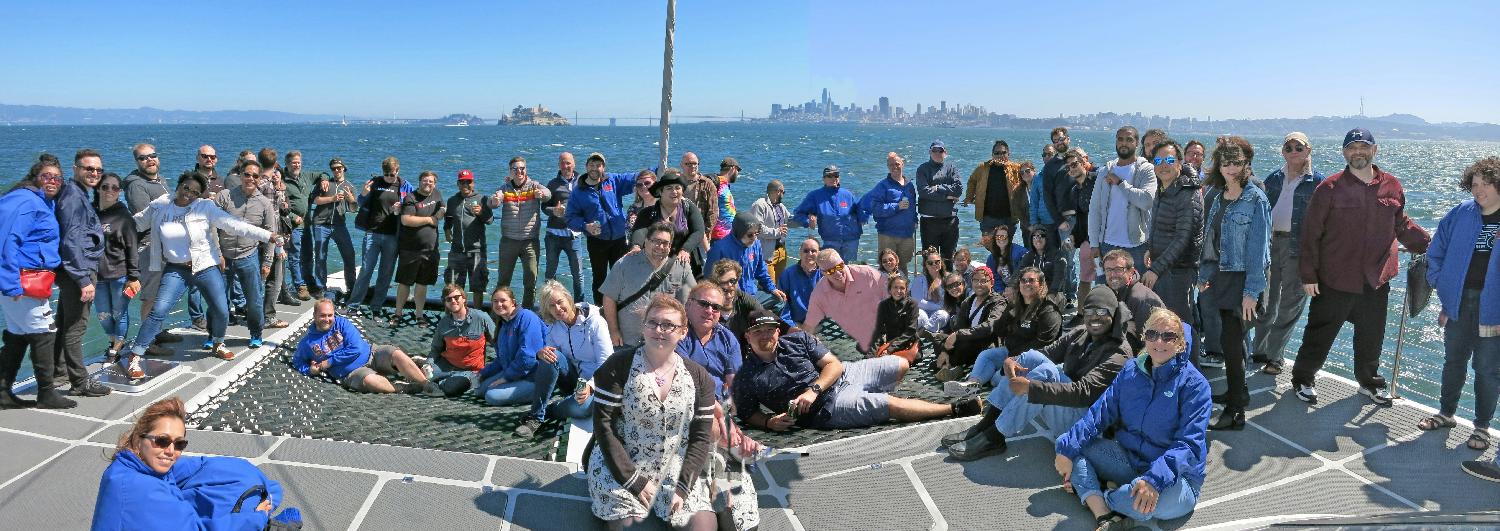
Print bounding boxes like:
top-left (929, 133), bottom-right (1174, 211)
top-left (658, 0), bottom-right (675, 170)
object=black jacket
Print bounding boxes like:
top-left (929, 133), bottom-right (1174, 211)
top-left (999, 294), bottom-right (1063, 355)
top-left (96, 201), bottom-right (139, 281)
top-left (944, 290), bottom-right (1007, 363)
top-left (1147, 174), bottom-right (1204, 274)
top-left (1031, 302), bottom-right (1133, 408)
top-left (873, 296), bottom-right (921, 352)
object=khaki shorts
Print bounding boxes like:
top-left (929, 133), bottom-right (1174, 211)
top-left (341, 344), bottom-right (400, 392)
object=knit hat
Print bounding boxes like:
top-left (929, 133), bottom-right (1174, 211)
top-left (1082, 285), bottom-right (1119, 311)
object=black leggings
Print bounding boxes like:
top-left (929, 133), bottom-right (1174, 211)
top-left (607, 510), bottom-right (717, 531)
top-left (1220, 309), bottom-right (1249, 408)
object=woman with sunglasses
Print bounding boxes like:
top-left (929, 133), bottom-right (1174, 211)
top-left (93, 172), bottom-right (142, 368)
top-left (589, 295), bottom-right (718, 530)
top-left (0, 155), bottom-right (69, 409)
top-left (1142, 139), bottom-right (1204, 335)
top-left (1198, 136), bottom-right (1270, 430)
top-left (910, 247), bottom-right (951, 332)
top-left (1054, 308), bottom-right (1210, 530)
top-left (92, 396), bottom-right (295, 530)
top-left (124, 172), bottom-right (273, 372)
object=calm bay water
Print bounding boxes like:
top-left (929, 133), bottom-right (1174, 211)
top-left (1, 123), bottom-right (1494, 413)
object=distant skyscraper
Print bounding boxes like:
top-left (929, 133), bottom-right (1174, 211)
top-left (878, 96), bottom-right (890, 119)
top-left (916, 103), bottom-right (922, 116)
top-left (771, 103), bottom-right (782, 117)
top-left (940, 101), bottom-right (946, 114)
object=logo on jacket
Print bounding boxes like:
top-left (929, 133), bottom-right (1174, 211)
top-left (839, 201), bottom-right (847, 208)
top-left (1163, 390), bottom-right (1175, 398)
top-left (603, 184), bottom-right (614, 193)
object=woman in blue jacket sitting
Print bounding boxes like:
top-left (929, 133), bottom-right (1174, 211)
top-left (1420, 157), bottom-right (1500, 453)
top-left (1054, 308), bottom-right (1211, 530)
top-left (0, 154), bottom-right (69, 409)
top-left (481, 286), bottom-right (553, 437)
top-left (91, 396), bottom-right (291, 531)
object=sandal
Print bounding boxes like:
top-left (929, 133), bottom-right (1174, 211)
top-left (1094, 511), bottom-right (1128, 531)
top-left (1417, 414), bottom-right (1456, 431)
top-left (1468, 431), bottom-right (1491, 451)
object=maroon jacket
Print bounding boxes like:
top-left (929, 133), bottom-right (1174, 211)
top-left (1298, 165), bottom-right (1430, 293)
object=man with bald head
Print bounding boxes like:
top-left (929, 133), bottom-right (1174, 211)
top-left (543, 152), bottom-right (585, 296)
top-left (293, 300), bottom-right (440, 394)
top-left (192, 145), bottom-right (224, 197)
top-left (802, 249), bottom-right (887, 353)
top-left (682, 151), bottom-right (720, 241)
top-left (777, 238), bottom-right (823, 325)
top-left (863, 151), bottom-right (919, 274)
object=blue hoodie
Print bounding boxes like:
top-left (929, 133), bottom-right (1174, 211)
top-left (92, 452), bottom-right (281, 531)
top-left (792, 185), bottom-right (865, 242)
top-left (293, 316), bottom-right (371, 380)
top-left (1056, 325), bottom-right (1211, 494)
top-left (565, 171), bottom-right (638, 241)
top-left (1427, 199), bottom-right (1500, 327)
top-left (705, 214), bottom-right (778, 295)
top-left (0, 186), bottom-right (62, 297)
top-left (862, 175), bottom-right (919, 238)
top-left (483, 308), bottom-right (546, 382)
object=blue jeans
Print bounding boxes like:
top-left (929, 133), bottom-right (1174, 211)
top-left (545, 233), bottom-right (585, 297)
top-left (966, 347), bottom-right (1010, 385)
top-left (480, 358), bottom-right (561, 422)
top-left (987, 350), bottom-right (1088, 438)
top-left (288, 227), bottom-right (307, 289)
top-left (131, 264), bottom-right (229, 353)
top-left (222, 254), bottom-right (266, 340)
top-left (823, 238), bottom-right (859, 263)
top-left (547, 363), bottom-right (593, 420)
top-left (306, 225), bottom-right (336, 293)
top-left (92, 276), bottom-right (131, 342)
top-left (349, 232), bottom-right (399, 307)
top-left (1071, 437), bottom-right (1201, 522)
top-left (329, 222), bottom-right (358, 287)
top-left (1440, 289), bottom-right (1500, 430)
top-left (187, 285), bottom-right (205, 322)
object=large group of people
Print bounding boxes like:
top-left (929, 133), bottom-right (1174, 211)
top-left (2, 129), bottom-right (1497, 530)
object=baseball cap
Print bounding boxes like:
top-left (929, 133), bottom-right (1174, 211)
top-left (720, 156), bottom-right (740, 171)
top-left (745, 309), bottom-right (787, 332)
top-left (930, 140), bottom-right (946, 152)
top-left (457, 169), bottom-right (474, 181)
top-left (328, 157), bottom-right (345, 169)
top-left (1283, 132), bottom-right (1311, 147)
top-left (1343, 128), bottom-right (1375, 147)
top-left (822, 165), bottom-right (840, 177)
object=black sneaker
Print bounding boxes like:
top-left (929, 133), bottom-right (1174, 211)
top-left (948, 429), bottom-right (1006, 462)
top-left (515, 418), bottom-right (542, 438)
top-left (35, 388), bottom-right (77, 409)
top-left (1360, 384), bottom-right (1393, 406)
top-left (951, 396), bottom-right (983, 417)
top-left (70, 379), bottom-right (112, 397)
top-left (1199, 353), bottom-right (1225, 369)
top-left (1462, 460), bottom-right (1500, 483)
top-left (155, 330), bottom-right (184, 344)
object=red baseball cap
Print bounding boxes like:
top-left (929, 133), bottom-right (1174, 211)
top-left (457, 169), bottom-right (474, 181)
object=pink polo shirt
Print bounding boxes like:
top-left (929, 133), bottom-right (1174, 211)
top-left (803, 263), bottom-right (888, 351)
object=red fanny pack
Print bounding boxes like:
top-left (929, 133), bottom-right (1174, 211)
top-left (19, 269), bottom-right (55, 299)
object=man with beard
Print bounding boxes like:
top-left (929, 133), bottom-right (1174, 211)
top-left (712, 156), bottom-right (741, 242)
top-left (54, 149), bottom-right (111, 397)
top-left (282, 151), bottom-right (320, 301)
top-left (748, 179), bottom-right (792, 280)
top-left (1040, 127), bottom-right (1073, 234)
top-left (491, 156), bottom-right (551, 308)
top-left (564, 152), bottom-right (639, 304)
top-left (1291, 128), bottom-right (1430, 406)
top-left (1088, 126), bottom-right (1158, 276)
top-left (1094, 250), bottom-right (1164, 348)
top-left (681, 152), bottom-right (720, 242)
top-left (965, 140), bottom-right (1028, 238)
top-left (124, 143), bottom-right (184, 349)
top-left (443, 169), bottom-right (492, 306)
top-left (1183, 140), bottom-right (1207, 180)
top-left (307, 157), bottom-right (359, 300)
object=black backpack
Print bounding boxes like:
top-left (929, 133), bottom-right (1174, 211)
top-left (354, 178), bottom-right (397, 231)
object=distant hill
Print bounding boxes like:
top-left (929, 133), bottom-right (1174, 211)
top-left (0, 104), bottom-right (341, 125)
top-left (413, 113), bottom-right (488, 126)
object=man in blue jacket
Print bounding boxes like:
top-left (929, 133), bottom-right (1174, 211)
top-left (706, 213), bottom-right (786, 301)
top-left (864, 152), bottom-right (919, 275)
top-left (778, 238), bottom-right (823, 325)
top-left (916, 140), bottom-right (963, 266)
top-left (792, 165), bottom-right (865, 262)
top-left (564, 152), bottom-right (638, 304)
top-left (55, 149), bottom-right (111, 397)
top-left (478, 286), bottom-right (553, 437)
top-left (294, 300), bottom-right (437, 394)
top-left (1251, 132), bottom-right (1325, 375)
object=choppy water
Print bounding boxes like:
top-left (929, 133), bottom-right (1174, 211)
top-left (1, 123), bottom-right (1494, 415)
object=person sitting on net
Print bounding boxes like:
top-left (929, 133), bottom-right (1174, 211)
top-left (941, 286), bottom-right (1133, 461)
top-left (1054, 308), bottom-right (1210, 529)
top-left (734, 309), bottom-right (981, 431)
top-left (426, 283), bottom-right (496, 397)
top-left (870, 275), bottom-right (922, 363)
top-left (293, 299), bottom-right (439, 395)
top-left (944, 266), bottom-right (1065, 398)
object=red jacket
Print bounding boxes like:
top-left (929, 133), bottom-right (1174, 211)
top-left (1298, 166), bottom-right (1430, 293)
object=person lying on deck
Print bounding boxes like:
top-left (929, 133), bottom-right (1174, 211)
top-left (733, 309), bottom-right (981, 431)
top-left (293, 300), bottom-right (439, 395)
top-left (940, 286), bottom-right (1132, 461)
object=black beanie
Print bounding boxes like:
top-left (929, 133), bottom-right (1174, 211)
top-left (1082, 285), bottom-right (1118, 311)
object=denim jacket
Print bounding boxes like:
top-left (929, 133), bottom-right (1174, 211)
top-left (1262, 167), bottom-right (1325, 256)
top-left (1198, 183), bottom-right (1271, 298)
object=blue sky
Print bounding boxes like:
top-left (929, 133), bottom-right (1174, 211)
top-left (3, 0), bottom-right (1497, 123)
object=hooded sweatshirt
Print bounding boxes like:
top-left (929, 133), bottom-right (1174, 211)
top-left (1027, 287), bottom-right (1134, 408)
top-left (546, 302), bottom-right (615, 380)
top-left (293, 316), bottom-right (371, 379)
top-left (705, 213), bottom-right (778, 295)
top-left (0, 186), bottom-right (62, 297)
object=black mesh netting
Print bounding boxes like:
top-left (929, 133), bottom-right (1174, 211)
top-left (189, 309), bottom-right (961, 459)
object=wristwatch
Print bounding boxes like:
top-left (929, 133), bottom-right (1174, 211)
top-left (808, 383), bottom-right (824, 396)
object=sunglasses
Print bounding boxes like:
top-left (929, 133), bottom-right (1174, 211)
top-left (1153, 156), bottom-right (1177, 166)
top-left (1065, 161), bottom-right (1083, 168)
top-left (1082, 307), bottom-right (1112, 317)
top-left (1143, 329), bottom-right (1181, 343)
top-left (141, 433), bottom-right (189, 451)
top-left (1282, 144), bottom-right (1306, 153)
top-left (78, 166), bottom-right (104, 174)
top-left (444, 294), bottom-right (465, 301)
top-left (822, 262), bottom-right (846, 276)
top-left (198, 154), bottom-right (217, 160)
top-left (99, 184), bottom-right (121, 191)
top-left (717, 277), bottom-right (740, 286)
top-left (511, 166), bottom-right (527, 172)
top-left (692, 298), bottom-right (726, 313)
top-left (1221, 159), bottom-right (1247, 168)
top-left (992, 150), bottom-right (1008, 156)
top-left (135, 153), bottom-right (158, 161)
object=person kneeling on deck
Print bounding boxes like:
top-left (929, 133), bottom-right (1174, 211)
top-left (294, 299), bottom-right (439, 395)
top-left (942, 286), bottom-right (1132, 461)
top-left (1053, 308), bottom-right (1211, 529)
top-left (734, 309), bottom-right (981, 431)
top-left (426, 283), bottom-right (497, 397)
top-left (479, 286), bottom-right (555, 437)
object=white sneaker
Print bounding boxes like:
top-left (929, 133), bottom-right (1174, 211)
top-left (1360, 385), bottom-right (1393, 406)
top-left (1295, 383), bottom-right (1318, 404)
top-left (944, 379), bottom-right (981, 398)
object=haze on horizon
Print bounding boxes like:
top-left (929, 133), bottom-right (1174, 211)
top-left (2, 0), bottom-right (1496, 124)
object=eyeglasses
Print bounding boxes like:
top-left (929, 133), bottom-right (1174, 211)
top-left (99, 184), bottom-right (121, 191)
top-left (141, 433), bottom-right (189, 451)
top-left (683, 162), bottom-right (699, 166)
top-left (135, 153), bottom-right (158, 161)
top-left (648, 238), bottom-right (672, 247)
top-left (1065, 161), bottom-right (1083, 168)
top-left (1283, 144), bottom-right (1306, 153)
top-left (823, 174), bottom-right (840, 179)
top-left (1221, 159), bottom-right (1247, 168)
top-left (925, 259), bottom-right (943, 265)
top-left (644, 319), bottom-right (683, 333)
top-left (38, 173), bottom-right (63, 182)
top-left (178, 185), bottom-right (204, 196)
top-left (78, 166), bottom-right (104, 174)
top-left (1103, 266), bottom-right (1131, 274)
top-left (822, 262), bottom-right (846, 276)
top-left (717, 277), bottom-right (740, 286)
top-left (1143, 329), bottom-right (1181, 343)
top-left (198, 154), bottom-right (217, 160)
top-left (1019, 277), bottom-right (1042, 285)
top-left (1082, 307), bottom-right (1112, 317)
top-left (241, 172), bottom-right (261, 179)
top-left (992, 150), bottom-right (1008, 156)
top-left (692, 298), bottom-right (726, 313)
top-left (1153, 156), bottom-right (1177, 166)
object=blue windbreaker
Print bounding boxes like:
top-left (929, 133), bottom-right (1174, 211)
top-left (0, 186), bottom-right (62, 297)
top-left (565, 171), bottom-right (638, 241)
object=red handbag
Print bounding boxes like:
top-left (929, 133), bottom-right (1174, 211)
top-left (19, 269), bottom-right (55, 299)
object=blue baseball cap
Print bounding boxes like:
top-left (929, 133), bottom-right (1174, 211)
top-left (930, 140), bottom-right (946, 152)
top-left (1343, 128), bottom-right (1376, 147)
